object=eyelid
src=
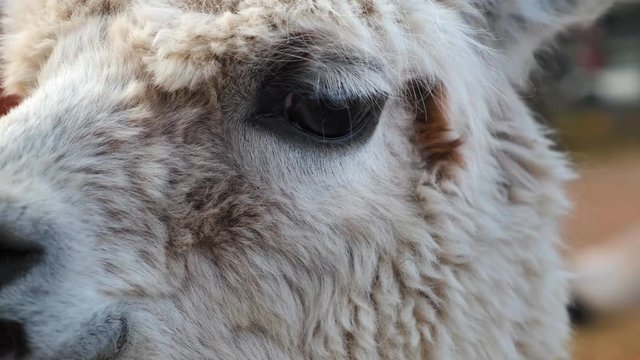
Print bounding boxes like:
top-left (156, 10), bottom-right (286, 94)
top-left (259, 53), bottom-right (390, 102)
top-left (282, 91), bottom-right (388, 140)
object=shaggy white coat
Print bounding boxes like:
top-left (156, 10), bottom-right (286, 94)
top-left (0, 0), bottom-right (614, 359)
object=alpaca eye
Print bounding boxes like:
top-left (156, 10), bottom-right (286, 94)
top-left (282, 92), bottom-right (385, 140)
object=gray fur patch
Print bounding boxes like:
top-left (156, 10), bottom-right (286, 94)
top-left (50, 311), bottom-right (128, 360)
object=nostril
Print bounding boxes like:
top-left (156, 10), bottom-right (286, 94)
top-left (0, 227), bottom-right (43, 289)
top-left (0, 320), bottom-right (29, 358)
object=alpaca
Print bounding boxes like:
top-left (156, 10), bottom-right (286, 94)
top-left (0, 1), bottom-right (615, 359)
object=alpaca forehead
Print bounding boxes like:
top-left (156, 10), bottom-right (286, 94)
top-left (139, 0), bottom-right (410, 91)
top-left (2, 0), bottom-right (468, 96)
top-left (172, 0), bottom-right (400, 16)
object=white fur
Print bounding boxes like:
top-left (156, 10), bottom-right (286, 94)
top-left (0, 0), bottom-right (614, 359)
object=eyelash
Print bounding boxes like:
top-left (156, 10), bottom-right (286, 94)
top-left (252, 87), bottom-right (387, 146)
top-left (282, 92), bottom-right (386, 140)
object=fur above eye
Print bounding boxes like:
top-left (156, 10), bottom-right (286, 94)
top-left (282, 92), bottom-right (386, 140)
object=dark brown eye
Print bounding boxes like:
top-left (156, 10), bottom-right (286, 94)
top-left (282, 92), bottom-right (385, 140)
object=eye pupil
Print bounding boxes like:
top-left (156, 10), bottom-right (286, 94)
top-left (283, 92), bottom-right (381, 140)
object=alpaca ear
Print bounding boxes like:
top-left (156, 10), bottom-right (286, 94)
top-left (475, 0), bottom-right (615, 85)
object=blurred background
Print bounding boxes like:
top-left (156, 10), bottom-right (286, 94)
top-left (530, 0), bottom-right (640, 359)
top-left (0, 2), bottom-right (638, 358)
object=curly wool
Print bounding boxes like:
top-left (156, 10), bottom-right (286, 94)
top-left (0, 0), bottom-right (614, 359)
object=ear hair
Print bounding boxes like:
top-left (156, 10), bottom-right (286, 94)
top-left (407, 80), bottom-right (463, 180)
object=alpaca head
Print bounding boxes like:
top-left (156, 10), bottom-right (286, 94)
top-left (0, 0), bottom-right (613, 358)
